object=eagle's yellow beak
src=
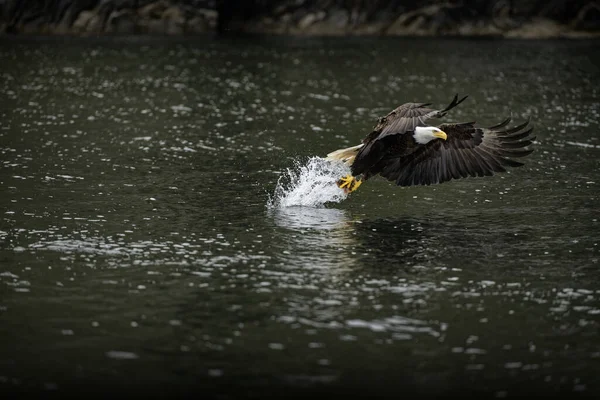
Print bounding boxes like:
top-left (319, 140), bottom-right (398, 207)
top-left (434, 131), bottom-right (447, 140)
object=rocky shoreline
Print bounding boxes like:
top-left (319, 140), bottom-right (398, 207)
top-left (1, 0), bottom-right (599, 39)
top-left (0, 1), bottom-right (217, 36)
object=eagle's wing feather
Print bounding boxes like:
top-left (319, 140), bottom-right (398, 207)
top-left (378, 118), bottom-right (535, 187)
top-left (370, 94), bottom-right (468, 142)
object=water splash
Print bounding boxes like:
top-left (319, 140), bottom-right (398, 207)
top-left (268, 157), bottom-right (351, 208)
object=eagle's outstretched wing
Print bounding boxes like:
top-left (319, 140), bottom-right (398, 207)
top-left (378, 118), bottom-right (535, 187)
top-left (364, 93), bottom-right (468, 143)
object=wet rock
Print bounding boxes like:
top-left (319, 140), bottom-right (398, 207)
top-left (162, 6), bottom-right (185, 35)
top-left (53, 5), bottom-right (78, 34)
top-left (505, 18), bottom-right (569, 39)
top-left (456, 21), bottom-right (501, 37)
top-left (21, 17), bottom-right (48, 34)
top-left (135, 2), bottom-right (184, 35)
top-left (186, 16), bottom-right (209, 33)
top-left (187, 8), bottom-right (217, 32)
top-left (328, 9), bottom-right (350, 29)
top-left (107, 9), bottom-right (136, 34)
top-left (280, 13), bottom-right (292, 24)
top-left (72, 10), bottom-right (97, 33)
top-left (297, 11), bottom-right (325, 30)
top-left (197, 8), bottom-right (217, 23)
top-left (0, 0), bottom-right (598, 38)
top-left (385, 3), bottom-right (461, 36)
top-left (138, 1), bottom-right (169, 20)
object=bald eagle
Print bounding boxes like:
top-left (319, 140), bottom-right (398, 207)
top-left (325, 94), bottom-right (535, 193)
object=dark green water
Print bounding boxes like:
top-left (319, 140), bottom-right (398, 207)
top-left (0, 36), bottom-right (599, 398)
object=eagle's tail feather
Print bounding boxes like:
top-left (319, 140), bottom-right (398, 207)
top-left (325, 144), bottom-right (364, 165)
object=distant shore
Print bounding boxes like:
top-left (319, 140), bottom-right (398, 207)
top-left (1, 1), bottom-right (599, 39)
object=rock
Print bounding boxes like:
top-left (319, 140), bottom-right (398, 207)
top-left (165, 21), bottom-right (183, 35)
top-left (1, 0), bottom-right (599, 38)
top-left (196, 8), bottom-right (218, 21)
top-left (138, 1), bottom-right (170, 19)
top-left (504, 18), bottom-right (564, 39)
top-left (328, 9), bottom-right (349, 28)
top-left (53, 5), bottom-right (78, 34)
top-left (385, 3), bottom-right (460, 36)
top-left (163, 6), bottom-right (184, 21)
top-left (186, 16), bottom-right (209, 34)
top-left (162, 6), bottom-right (185, 35)
top-left (135, 3), bottom-right (188, 35)
top-left (457, 21), bottom-right (501, 37)
top-left (254, 16), bottom-right (287, 34)
top-left (301, 22), bottom-right (343, 36)
top-left (353, 21), bottom-right (388, 35)
top-left (20, 17), bottom-right (48, 34)
top-left (86, 13), bottom-right (105, 33)
top-left (280, 13), bottom-right (292, 24)
top-left (297, 11), bottom-right (325, 30)
top-left (72, 10), bottom-right (97, 32)
top-left (138, 18), bottom-right (166, 34)
top-left (349, 9), bottom-right (367, 26)
top-left (187, 7), bottom-right (217, 31)
top-left (107, 9), bottom-right (136, 34)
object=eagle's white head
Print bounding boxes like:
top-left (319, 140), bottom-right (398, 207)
top-left (413, 126), bottom-right (448, 145)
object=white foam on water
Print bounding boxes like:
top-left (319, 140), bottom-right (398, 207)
top-left (268, 157), bottom-right (351, 208)
top-left (565, 141), bottom-right (600, 149)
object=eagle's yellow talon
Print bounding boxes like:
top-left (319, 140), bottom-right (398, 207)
top-left (337, 175), bottom-right (352, 188)
top-left (336, 175), bottom-right (362, 193)
top-left (338, 176), bottom-right (350, 188)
